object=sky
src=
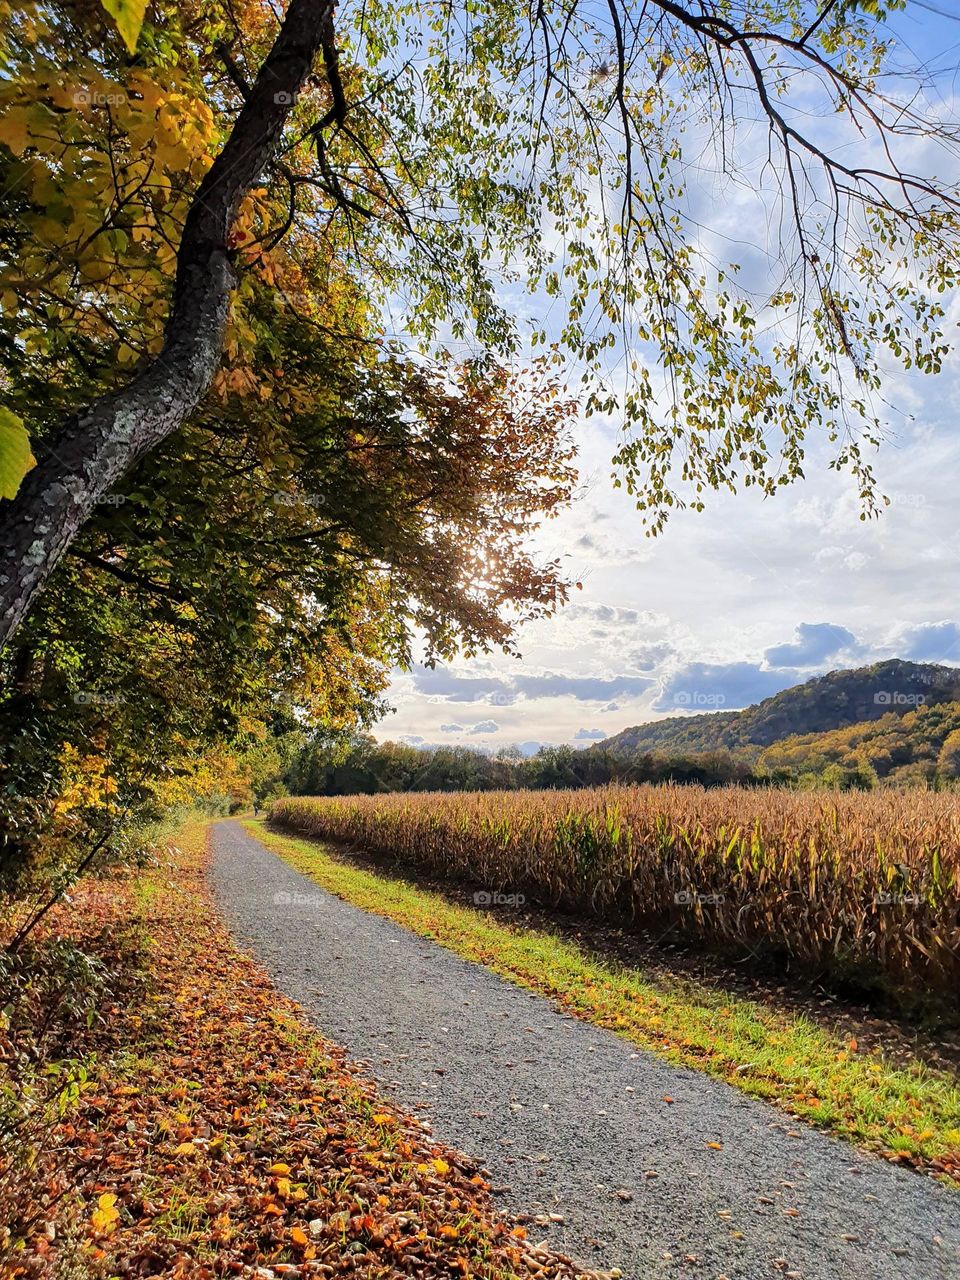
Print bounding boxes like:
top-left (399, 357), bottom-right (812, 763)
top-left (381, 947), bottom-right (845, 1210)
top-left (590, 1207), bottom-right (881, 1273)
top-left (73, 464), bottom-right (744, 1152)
top-left (374, 3), bottom-right (960, 755)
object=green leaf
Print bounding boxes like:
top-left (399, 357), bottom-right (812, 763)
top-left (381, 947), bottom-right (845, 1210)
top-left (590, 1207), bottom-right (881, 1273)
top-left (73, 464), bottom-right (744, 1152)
top-left (0, 406), bottom-right (35, 500)
top-left (98, 0), bottom-right (148, 54)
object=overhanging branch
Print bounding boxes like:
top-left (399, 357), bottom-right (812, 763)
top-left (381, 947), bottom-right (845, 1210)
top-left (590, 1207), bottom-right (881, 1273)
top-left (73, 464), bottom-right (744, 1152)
top-left (0, 0), bottom-right (337, 648)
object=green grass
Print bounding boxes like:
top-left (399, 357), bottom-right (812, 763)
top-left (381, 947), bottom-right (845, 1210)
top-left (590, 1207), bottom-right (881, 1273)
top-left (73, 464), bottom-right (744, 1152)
top-left (248, 818), bottom-right (960, 1183)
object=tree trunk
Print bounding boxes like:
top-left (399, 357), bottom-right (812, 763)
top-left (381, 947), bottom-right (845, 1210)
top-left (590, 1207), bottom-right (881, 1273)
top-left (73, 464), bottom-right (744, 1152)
top-left (0, 0), bottom-right (335, 649)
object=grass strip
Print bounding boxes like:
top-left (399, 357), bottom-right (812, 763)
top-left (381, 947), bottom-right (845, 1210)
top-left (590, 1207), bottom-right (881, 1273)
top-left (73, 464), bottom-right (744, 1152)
top-left (252, 818), bottom-right (960, 1185)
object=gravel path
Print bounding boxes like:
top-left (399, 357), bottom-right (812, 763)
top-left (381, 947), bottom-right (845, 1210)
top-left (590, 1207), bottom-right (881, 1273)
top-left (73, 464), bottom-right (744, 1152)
top-left (210, 820), bottom-right (960, 1280)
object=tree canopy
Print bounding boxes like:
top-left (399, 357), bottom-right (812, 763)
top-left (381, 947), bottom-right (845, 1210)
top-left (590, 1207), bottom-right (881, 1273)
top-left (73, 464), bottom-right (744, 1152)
top-left (2, 0), bottom-right (960, 635)
top-left (1, 0), bottom-right (959, 875)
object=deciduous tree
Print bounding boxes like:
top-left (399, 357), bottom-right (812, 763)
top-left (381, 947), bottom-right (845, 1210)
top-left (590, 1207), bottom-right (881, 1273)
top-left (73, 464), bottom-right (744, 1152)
top-left (1, 0), bottom-right (959, 643)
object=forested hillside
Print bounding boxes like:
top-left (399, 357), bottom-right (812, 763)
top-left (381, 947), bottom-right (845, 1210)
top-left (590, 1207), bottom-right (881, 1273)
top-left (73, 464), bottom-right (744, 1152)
top-left (759, 701), bottom-right (960, 789)
top-left (601, 661), bottom-right (960, 757)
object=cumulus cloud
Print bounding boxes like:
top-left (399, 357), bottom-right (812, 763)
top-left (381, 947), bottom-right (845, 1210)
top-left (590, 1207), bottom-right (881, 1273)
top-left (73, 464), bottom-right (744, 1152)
top-left (814, 546), bottom-right (868, 572)
top-left (572, 533), bottom-right (651, 565)
top-left (439, 723), bottom-right (464, 733)
top-left (562, 604), bottom-right (666, 628)
top-left (412, 665), bottom-right (654, 705)
top-left (515, 672), bottom-right (655, 701)
top-left (574, 728), bottom-right (606, 740)
top-left (468, 720), bottom-right (499, 735)
top-left (413, 667), bottom-right (516, 705)
top-left (896, 620), bottom-right (960, 664)
top-left (627, 643), bottom-right (673, 671)
top-left (764, 622), bottom-right (861, 669)
top-left (653, 662), bottom-right (802, 712)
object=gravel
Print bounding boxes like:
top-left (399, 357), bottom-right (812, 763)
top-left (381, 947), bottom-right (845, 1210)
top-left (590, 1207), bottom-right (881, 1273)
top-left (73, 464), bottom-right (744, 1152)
top-left (210, 819), bottom-right (960, 1280)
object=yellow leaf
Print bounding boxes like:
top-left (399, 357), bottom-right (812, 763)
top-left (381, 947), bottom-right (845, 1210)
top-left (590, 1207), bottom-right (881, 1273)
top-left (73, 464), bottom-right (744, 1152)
top-left (90, 1192), bottom-right (120, 1234)
top-left (99, 0), bottom-right (148, 53)
top-left (432, 1158), bottom-right (450, 1175)
top-left (0, 107), bottom-right (33, 157)
top-left (268, 1162), bottom-right (291, 1174)
top-left (290, 1226), bottom-right (309, 1247)
top-left (0, 406), bottom-right (35, 500)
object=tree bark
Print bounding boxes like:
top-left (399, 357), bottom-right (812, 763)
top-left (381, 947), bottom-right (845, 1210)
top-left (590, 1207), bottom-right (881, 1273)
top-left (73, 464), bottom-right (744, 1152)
top-left (0, 0), bottom-right (335, 649)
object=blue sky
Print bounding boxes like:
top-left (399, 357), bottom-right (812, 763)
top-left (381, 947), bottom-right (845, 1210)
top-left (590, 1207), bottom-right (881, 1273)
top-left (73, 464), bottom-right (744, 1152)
top-left (375, 3), bottom-right (960, 753)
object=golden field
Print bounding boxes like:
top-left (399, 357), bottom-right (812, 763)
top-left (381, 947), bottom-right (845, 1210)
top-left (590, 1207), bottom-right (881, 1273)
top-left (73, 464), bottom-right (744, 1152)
top-left (271, 785), bottom-right (960, 1007)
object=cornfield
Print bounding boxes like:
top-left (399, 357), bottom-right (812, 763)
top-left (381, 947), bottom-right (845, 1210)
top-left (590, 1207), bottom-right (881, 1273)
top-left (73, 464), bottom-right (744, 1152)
top-left (270, 786), bottom-right (960, 1006)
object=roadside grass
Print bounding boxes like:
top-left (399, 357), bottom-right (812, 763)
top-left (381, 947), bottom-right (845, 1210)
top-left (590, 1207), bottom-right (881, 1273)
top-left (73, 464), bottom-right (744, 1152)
top-left (250, 819), bottom-right (960, 1185)
top-left (3, 820), bottom-right (595, 1280)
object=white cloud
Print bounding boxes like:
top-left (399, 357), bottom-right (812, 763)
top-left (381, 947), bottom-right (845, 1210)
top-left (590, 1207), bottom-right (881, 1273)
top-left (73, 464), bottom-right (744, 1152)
top-left (765, 622), bottom-right (862, 669)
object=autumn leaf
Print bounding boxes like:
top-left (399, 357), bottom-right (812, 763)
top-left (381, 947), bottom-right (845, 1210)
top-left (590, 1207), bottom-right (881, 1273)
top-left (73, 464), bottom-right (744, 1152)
top-left (289, 1226), bottom-right (309, 1247)
top-left (0, 107), bottom-right (34, 158)
top-left (90, 1192), bottom-right (120, 1234)
top-left (0, 407), bottom-right (35, 501)
top-left (98, 0), bottom-right (148, 53)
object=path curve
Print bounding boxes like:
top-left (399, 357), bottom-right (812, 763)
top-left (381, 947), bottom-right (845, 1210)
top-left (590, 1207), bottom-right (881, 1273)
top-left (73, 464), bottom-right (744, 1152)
top-left (210, 820), bottom-right (960, 1280)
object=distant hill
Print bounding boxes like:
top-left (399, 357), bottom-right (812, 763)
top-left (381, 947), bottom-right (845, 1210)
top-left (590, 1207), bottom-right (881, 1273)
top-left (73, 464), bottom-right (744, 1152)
top-left (601, 660), bottom-right (960, 757)
top-left (758, 699), bottom-right (960, 787)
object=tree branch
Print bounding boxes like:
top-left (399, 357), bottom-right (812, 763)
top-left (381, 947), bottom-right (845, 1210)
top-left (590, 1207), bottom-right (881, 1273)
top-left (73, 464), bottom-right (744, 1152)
top-left (0, 0), bottom-right (337, 648)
